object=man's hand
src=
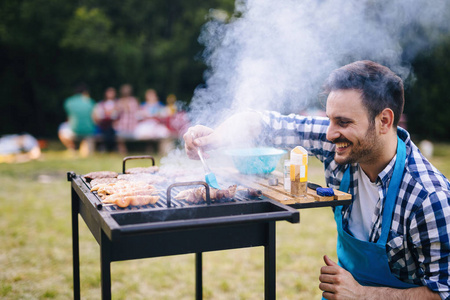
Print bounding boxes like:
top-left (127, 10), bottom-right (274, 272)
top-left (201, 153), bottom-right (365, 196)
top-left (319, 255), bottom-right (441, 300)
top-left (319, 255), bottom-right (363, 300)
top-left (183, 125), bottom-right (219, 160)
top-left (183, 111), bottom-right (264, 160)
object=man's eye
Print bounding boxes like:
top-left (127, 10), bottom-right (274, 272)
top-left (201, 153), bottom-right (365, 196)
top-left (338, 120), bottom-right (350, 126)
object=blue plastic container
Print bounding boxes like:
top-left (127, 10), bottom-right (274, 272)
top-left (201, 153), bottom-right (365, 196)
top-left (223, 147), bottom-right (287, 174)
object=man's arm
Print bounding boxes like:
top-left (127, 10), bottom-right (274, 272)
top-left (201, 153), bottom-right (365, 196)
top-left (361, 286), bottom-right (440, 300)
top-left (319, 255), bottom-right (441, 300)
top-left (183, 111), bottom-right (263, 159)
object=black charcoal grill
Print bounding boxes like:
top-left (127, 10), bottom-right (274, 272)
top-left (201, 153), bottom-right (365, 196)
top-left (68, 156), bottom-right (300, 300)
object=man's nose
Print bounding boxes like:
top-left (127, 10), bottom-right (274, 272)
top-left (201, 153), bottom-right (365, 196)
top-left (326, 123), bottom-right (339, 142)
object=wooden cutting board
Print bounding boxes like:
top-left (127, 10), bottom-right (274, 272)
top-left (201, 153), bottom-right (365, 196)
top-left (223, 170), bottom-right (352, 209)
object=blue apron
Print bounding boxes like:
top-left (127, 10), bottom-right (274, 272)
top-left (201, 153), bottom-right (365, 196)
top-left (323, 137), bottom-right (417, 299)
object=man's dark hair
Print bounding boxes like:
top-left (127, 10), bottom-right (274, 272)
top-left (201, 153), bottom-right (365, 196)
top-left (324, 60), bottom-right (404, 127)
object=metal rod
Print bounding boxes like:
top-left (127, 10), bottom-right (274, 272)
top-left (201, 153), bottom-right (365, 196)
top-left (122, 155), bottom-right (155, 173)
top-left (71, 185), bottom-right (81, 300)
top-left (117, 209), bottom-right (296, 235)
top-left (196, 253), bottom-right (203, 300)
top-left (166, 181), bottom-right (211, 208)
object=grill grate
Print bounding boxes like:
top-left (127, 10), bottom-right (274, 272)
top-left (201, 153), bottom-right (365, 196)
top-left (81, 176), bottom-right (259, 212)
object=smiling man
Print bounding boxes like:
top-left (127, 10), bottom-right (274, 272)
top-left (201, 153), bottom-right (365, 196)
top-left (184, 60), bottom-right (450, 299)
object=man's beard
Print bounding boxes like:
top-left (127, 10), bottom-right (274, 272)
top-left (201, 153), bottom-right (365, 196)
top-left (334, 124), bottom-right (379, 165)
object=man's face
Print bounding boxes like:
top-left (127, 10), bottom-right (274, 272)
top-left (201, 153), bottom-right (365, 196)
top-left (326, 89), bottom-right (381, 165)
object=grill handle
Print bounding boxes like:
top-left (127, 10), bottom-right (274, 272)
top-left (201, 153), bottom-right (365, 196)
top-left (122, 155), bottom-right (156, 173)
top-left (166, 181), bottom-right (211, 208)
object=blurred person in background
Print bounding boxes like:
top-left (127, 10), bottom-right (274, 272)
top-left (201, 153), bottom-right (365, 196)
top-left (58, 83), bottom-right (96, 157)
top-left (162, 93), bottom-right (190, 137)
top-left (0, 133), bottom-right (41, 163)
top-left (93, 87), bottom-right (118, 152)
top-left (164, 93), bottom-right (178, 116)
top-left (114, 84), bottom-right (140, 154)
top-left (141, 89), bottom-right (164, 117)
top-left (134, 88), bottom-right (171, 140)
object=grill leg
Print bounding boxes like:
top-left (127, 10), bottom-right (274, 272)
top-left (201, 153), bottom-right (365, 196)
top-left (196, 252), bottom-right (203, 300)
top-left (100, 231), bottom-right (112, 300)
top-left (265, 222), bottom-right (276, 300)
top-left (71, 188), bottom-right (80, 300)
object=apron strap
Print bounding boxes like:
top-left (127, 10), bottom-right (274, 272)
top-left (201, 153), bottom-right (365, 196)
top-left (340, 167), bottom-right (351, 193)
top-left (378, 136), bottom-right (406, 245)
top-left (335, 167), bottom-right (351, 229)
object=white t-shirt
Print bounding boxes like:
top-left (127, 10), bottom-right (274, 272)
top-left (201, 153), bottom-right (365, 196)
top-left (348, 165), bottom-right (380, 241)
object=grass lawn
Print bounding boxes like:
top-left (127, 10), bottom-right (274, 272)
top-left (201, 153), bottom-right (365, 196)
top-left (1, 142), bottom-right (449, 299)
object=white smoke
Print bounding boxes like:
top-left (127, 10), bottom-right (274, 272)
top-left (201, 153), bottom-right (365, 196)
top-left (189, 0), bottom-right (450, 126)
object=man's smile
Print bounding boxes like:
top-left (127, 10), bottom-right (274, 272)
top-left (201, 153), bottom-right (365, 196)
top-left (336, 142), bottom-right (351, 152)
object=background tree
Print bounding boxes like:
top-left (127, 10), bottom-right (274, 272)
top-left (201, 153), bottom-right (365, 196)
top-left (404, 35), bottom-right (450, 141)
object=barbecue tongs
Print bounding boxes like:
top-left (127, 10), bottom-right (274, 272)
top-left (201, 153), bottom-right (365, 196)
top-left (192, 133), bottom-right (221, 190)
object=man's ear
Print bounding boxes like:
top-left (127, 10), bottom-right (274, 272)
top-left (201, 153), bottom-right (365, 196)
top-left (377, 108), bottom-right (395, 134)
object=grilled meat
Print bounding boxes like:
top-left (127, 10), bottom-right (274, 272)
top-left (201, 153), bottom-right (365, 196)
top-left (117, 173), bottom-right (166, 185)
top-left (238, 187), bottom-right (263, 198)
top-left (90, 177), bottom-right (119, 188)
top-left (92, 180), bottom-right (159, 208)
top-left (125, 166), bottom-right (160, 174)
top-left (174, 185), bottom-right (237, 203)
top-left (102, 195), bottom-right (160, 207)
top-left (84, 171), bottom-right (118, 182)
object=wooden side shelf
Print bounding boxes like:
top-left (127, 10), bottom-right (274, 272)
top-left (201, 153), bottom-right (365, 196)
top-left (225, 170), bottom-right (352, 209)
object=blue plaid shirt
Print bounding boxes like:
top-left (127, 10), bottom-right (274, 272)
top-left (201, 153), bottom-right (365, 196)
top-left (259, 111), bottom-right (450, 299)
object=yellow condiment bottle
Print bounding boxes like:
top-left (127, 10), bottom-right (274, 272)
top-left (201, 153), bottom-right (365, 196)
top-left (290, 146), bottom-right (308, 196)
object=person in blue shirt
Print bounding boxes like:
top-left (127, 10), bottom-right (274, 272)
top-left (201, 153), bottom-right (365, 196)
top-left (141, 89), bottom-right (164, 117)
top-left (184, 61), bottom-right (449, 299)
top-left (58, 83), bottom-right (96, 156)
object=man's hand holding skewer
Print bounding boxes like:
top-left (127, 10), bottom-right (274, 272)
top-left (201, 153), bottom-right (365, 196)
top-left (184, 125), bottom-right (220, 160)
top-left (183, 111), bottom-right (264, 160)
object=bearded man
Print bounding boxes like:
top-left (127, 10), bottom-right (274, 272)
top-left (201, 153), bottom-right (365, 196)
top-left (184, 60), bottom-right (450, 299)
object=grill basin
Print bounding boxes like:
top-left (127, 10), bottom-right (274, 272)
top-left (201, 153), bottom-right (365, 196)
top-left (112, 201), bottom-right (299, 235)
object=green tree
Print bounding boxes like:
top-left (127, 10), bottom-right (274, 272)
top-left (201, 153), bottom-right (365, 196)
top-left (405, 36), bottom-right (450, 141)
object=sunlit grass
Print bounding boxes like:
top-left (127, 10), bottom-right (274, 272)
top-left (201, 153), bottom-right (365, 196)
top-left (0, 141), bottom-right (449, 299)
